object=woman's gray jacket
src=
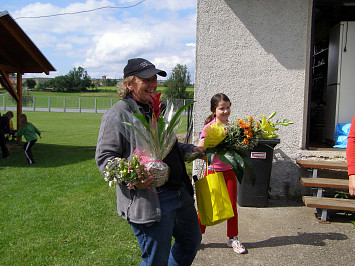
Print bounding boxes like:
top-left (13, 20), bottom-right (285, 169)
top-left (95, 97), bottom-right (194, 224)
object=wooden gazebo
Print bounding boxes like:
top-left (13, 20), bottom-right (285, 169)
top-left (0, 10), bottom-right (55, 135)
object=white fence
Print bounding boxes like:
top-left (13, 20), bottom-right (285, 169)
top-left (0, 94), bottom-right (194, 114)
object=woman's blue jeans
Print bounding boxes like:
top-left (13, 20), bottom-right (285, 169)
top-left (130, 186), bottom-right (202, 266)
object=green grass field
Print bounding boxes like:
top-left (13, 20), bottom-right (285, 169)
top-left (0, 111), bottom-right (191, 265)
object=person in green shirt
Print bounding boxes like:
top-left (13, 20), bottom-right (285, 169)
top-left (15, 114), bottom-right (41, 165)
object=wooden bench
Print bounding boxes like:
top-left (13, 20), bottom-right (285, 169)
top-left (296, 159), bottom-right (347, 177)
top-left (302, 196), bottom-right (355, 212)
top-left (296, 160), bottom-right (348, 170)
top-left (300, 177), bottom-right (354, 221)
top-left (300, 177), bottom-right (349, 190)
top-left (297, 160), bottom-right (354, 222)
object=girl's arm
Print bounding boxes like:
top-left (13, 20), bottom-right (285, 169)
top-left (15, 127), bottom-right (23, 137)
top-left (198, 123), bottom-right (209, 148)
top-left (34, 124), bottom-right (41, 137)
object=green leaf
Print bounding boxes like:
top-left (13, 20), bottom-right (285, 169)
top-left (205, 147), bottom-right (217, 165)
top-left (156, 116), bottom-right (167, 146)
top-left (235, 149), bottom-right (257, 185)
top-left (121, 122), bottom-right (150, 145)
top-left (131, 113), bottom-right (151, 132)
top-left (229, 151), bottom-right (246, 184)
top-left (120, 99), bottom-right (153, 135)
top-left (216, 150), bottom-right (244, 183)
top-left (267, 111), bottom-right (276, 120)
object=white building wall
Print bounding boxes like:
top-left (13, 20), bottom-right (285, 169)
top-left (194, 0), bottom-right (316, 197)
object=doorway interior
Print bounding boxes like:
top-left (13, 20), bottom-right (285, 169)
top-left (308, 0), bottom-right (355, 149)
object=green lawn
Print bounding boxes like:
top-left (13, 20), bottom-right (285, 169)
top-left (0, 111), bottom-right (191, 265)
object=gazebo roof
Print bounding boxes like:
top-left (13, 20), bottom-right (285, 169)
top-left (0, 10), bottom-right (55, 74)
top-left (0, 10), bottom-right (55, 103)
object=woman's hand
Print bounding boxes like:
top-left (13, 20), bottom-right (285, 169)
top-left (193, 146), bottom-right (205, 156)
top-left (135, 174), bottom-right (154, 190)
top-left (193, 146), bottom-right (206, 161)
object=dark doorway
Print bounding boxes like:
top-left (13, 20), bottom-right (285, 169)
top-left (308, 0), bottom-right (355, 149)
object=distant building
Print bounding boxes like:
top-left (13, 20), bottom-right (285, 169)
top-left (22, 77), bottom-right (52, 84)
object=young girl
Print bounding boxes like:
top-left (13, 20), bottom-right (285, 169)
top-left (15, 114), bottom-right (41, 165)
top-left (197, 93), bottom-right (246, 254)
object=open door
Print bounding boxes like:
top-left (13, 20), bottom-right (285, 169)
top-left (307, 0), bottom-right (355, 149)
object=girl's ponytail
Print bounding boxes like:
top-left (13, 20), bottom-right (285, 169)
top-left (204, 113), bottom-right (215, 125)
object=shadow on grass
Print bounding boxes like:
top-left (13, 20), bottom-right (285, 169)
top-left (0, 142), bottom-right (96, 168)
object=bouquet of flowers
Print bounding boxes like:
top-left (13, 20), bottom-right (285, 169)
top-left (104, 154), bottom-right (150, 189)
top-left (116, 93), bottom-right (194, 187)
top-left (203, 116), bottom-right (262, 184)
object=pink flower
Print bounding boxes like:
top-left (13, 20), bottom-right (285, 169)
top-left (126, 183), bottom-right (134, 190)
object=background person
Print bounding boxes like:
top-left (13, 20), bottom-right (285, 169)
top-left (95, 58), bottom-right (204, 265)
top-left (0, 111), bottom-right (13, 158)
top-left (346, 114), bottom-right (355, 196)
top-left (197, 93), bottom-right (246, 254)
top-left (15, 114), bottom-right (41, 165)
top-left (8, 113), bottom-right (17, 142)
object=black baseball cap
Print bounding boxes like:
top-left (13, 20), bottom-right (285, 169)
top-left (123, 58), bottom-right (167, 79)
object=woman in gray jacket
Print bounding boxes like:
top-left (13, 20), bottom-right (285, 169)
top-left (95, 58), bottom-right (204, 266)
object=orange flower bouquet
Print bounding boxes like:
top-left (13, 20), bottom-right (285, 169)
top-left (203, 116), bottom-right (262, 184)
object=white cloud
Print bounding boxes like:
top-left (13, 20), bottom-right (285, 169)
top-left (64, 35), bottom-right (90, 45)
top-left (138, 0), bottom-right (196, 11)
top-left (56, 43), bottom-right (73, 50)
top-left (9, 0), bottom-right (197, 80)
top-left (84, 29), bottom-right (155, 67)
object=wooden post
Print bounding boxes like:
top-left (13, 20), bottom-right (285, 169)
top-left (16, 73), bottom-right (22, 143)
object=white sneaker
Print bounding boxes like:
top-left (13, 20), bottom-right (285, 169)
top-left (227, 237), bottom-right (246, 254)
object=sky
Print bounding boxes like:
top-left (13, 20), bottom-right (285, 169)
top-left (2, 0), bottom-right (197, 80)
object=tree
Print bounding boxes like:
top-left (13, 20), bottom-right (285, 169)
top-left (23, 78), bottom-right (36, 89)
top-left (66, 66), bottom-right (92, 92)
top-left (164, 64), bottom-right (191, 99)
top-left (48, 75), bottom-right (70, 92)
top-left (35, 82), bottom-right (46, 91)
top-left (106, 78), bottom-right (118, 87)
top-left (46, 66), bottom-right (92, 92)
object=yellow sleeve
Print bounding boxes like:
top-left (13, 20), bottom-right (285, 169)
top-left (9, 120), bottom-right (14, 130)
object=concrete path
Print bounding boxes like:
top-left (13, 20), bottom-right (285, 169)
top-left (192, 199), bottom-right (355, 265)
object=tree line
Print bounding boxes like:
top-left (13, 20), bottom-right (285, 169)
top-left (23, 64), bottom-right (193, 99)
